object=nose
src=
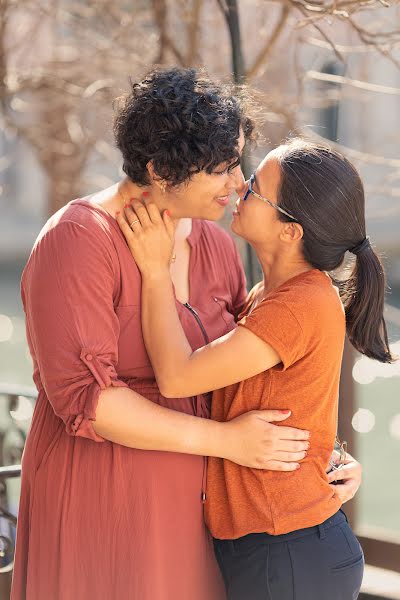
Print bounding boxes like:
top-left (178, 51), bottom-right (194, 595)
top-left (228, 164), bottom-right (245, 192)
top-left (235, 176), bottom-right (249, 200)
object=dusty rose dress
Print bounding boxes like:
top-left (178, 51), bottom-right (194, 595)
top-left (11, 199), bottom-right (247, 600)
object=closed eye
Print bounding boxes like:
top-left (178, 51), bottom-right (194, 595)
top-left (213, 157), bottom-right (241, 176)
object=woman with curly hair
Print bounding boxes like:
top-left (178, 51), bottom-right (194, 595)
top-left (12, 68), bottom-right (360, 600)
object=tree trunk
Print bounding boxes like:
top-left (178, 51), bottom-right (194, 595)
top-left (220, 0), bottom-right (259, 287)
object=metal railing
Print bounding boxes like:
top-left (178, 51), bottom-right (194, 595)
top-left (0, 384), bottom-right (37, 577)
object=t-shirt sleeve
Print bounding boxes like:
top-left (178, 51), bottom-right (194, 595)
top-left (21, 219), bottom-right (129, 442)
top-left (238, 295), bottom-right (310, 370)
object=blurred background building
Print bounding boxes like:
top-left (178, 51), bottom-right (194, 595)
top-left (0, 1), bottom-right (399, 597)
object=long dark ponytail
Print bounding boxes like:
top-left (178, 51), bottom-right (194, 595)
top-left (275, 138), bottom-right (393, 363)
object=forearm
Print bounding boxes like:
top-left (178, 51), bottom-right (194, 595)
top-left (93, 385), bottom-right (224, 457)
top-left (141, 271), bottom-right (194, 395)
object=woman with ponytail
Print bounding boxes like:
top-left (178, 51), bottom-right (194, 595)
top-left (276, 139), bottom-right (392, 365)
top-left (118, 137), bottom-right (386, 599)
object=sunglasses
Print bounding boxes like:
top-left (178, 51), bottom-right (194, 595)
top-left (243, 172), bottom-right (299, 223)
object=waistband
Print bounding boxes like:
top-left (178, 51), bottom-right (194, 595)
top-left (214, 509), bottom-right (348, 549)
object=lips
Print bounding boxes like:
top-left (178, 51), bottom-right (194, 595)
top-left (215, 196), bottom-right (230, 207)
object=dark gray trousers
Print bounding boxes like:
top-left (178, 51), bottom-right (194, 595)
top-left (213, 510), bottom-right (364, 600)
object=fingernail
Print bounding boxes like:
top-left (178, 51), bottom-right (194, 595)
top-left (129, 197), bottom-right (138, 202)
top-left (142, 191), bottom-right (150, 197)
top-left (296, 464), bottom-right (300, 469)
top-left (279, 409), bottom-right (291, 414)
top-left (124, 203), bottom-right (130, 208)
top-left (165, 210), bottom-right (171, 217)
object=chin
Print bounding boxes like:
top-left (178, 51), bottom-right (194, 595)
top-left (230, 216), bottom-right (240, 234)
top-left (231, 218), bottom-right (249, 242)
top-left (201, 206), bottom-right (226, 221)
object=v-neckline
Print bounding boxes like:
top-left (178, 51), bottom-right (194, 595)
top-left (173, 219), bottom-right (203, 309)
top-left (73, 198), bottom-right (204, 309)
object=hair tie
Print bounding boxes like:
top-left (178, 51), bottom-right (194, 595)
top-left (350, 237), bottom-right (370, 256)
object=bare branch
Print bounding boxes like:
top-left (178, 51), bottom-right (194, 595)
top-left (151, 0), bottom-right (186, 65)
top-left (301, 35), bottom-right (385, 53)
top-left (186, 0), bottom-right (203, 65)
top-left (306, 70), bottom-right (400, 96)
top-left (302, 129), bottom-right (400, 168)
top-left (246, 4), bottom-right (291, 81)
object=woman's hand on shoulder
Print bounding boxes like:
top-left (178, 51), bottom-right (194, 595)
top-left (116, 200), bottom-right (175, 276)
top-left (221, 409), bottom-right (310, 470)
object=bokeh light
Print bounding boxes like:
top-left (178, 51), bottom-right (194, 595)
top-left (10, 395), bottom-right (34, 422)
top-left (352, 341), bottom-right (400, 385)
top-left (0, 314), bottom-right (13, 342)
top-left (389, 414), bottom-right (400, 441)
top-left (352, 408), bottom-right (376, 433)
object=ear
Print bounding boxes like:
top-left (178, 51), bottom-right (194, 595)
top-left (146, 161), bottom-right (166, 191)
top-left (280, 222), bottom-right (304, 243)
top-left (146, 160), bottom-right (156, 180)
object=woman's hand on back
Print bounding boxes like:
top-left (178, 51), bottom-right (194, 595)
top-left (327, 451), bottom-right (362, 503)
top-left (116, 200), bottom-right (175, 276)
top-left (221, 410), bottom-right (310, 470)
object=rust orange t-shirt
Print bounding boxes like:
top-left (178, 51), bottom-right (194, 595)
top-left (205, 269), bottom-right (345, 538)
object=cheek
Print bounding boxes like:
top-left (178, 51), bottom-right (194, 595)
top-left (188, 182), bottom-right (217, 204)
top-left (242, 205), bottom-right (276, 237)
top-left (243, 203), bottom-right (265, 224)
top-left (175, 186), bottom-right (205, 209)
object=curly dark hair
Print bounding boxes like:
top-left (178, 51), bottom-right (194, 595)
top-left (113, 67), bottom-right (255, 187)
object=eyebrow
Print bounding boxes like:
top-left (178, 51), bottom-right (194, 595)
top-left (226, 157), bottom-right (241, 171)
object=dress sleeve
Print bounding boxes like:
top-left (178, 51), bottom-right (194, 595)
top-left (237, 294), bottom-right (310, 370)
top-left (21, 219), bottom-right (129, 442)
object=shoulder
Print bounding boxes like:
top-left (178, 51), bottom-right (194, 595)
top-left (25, 200), bottom-right (119, 279)
top-left (264, 270), bottom-right (344, 326)
top-left (41, 200), bottom-right (115, 240)
top-left (32, 200), bottom-right (119, 258)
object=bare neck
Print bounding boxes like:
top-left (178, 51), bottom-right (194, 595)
top-left (92, 178), bottom-right (193, 243)
top-left (255, 244), bottom-right (313, 296)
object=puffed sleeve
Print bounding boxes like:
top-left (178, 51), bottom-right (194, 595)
top-left (21, 218), bottom-right (129, 442)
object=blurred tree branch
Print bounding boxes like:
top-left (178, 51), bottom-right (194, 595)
top-left (0, 0), bottom-right (399, 221)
